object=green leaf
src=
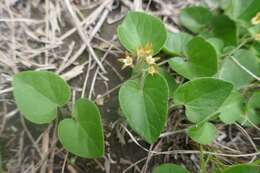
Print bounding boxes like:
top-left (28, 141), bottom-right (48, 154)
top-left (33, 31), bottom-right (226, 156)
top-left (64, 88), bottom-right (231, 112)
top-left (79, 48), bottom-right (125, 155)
top-left (224, 0), bottom-right (260, 25)
top-left (212, 15), bottom-right (237, 46)
top-left (58, 98), bottom-right (104, 158)
top-left (174, 78), bottom-right (233, 123)
top-left (249, 91), bottom-right (260, 109)
top-left (119, 74), bottom-right (169, 144)
top-left (219, 49), bottom-right (260, 89)
top-left (117, 11), bottom-right (167, 55)
top-left (159, 69), bottom-right (178, 98)
top-left (249, 25), bottom-right (260, 38)
top-left (152, 164), bottom-right (190, 173)
top-left (180, 6), bottom-right (213, 33)
top-left (239, 91), bottom-right (260, 126)
top-left (163, 31), bottom-right (193, 56)
top-left (207, 37), bottom-right (224, 57)
top-left (13, 71), bottom-right (70, 124)
top-left (222, 164), bottom-right (259, 173)
top-left (169, 37), bottom-right (218, 80)
top-left (218, 91), bottom-right (243, 124)
top-left (188, 122), bottom-right (217, 145)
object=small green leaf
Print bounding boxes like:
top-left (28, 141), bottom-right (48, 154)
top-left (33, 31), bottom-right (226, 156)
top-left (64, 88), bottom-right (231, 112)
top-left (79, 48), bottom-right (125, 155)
top-left (249, 25), bottom-right (260, 38)
top-left (117, 11), bottom-right (167, 55)
top-left (224, 0), bottom-right (260, 25)
top-left (222, 164), bottom-right (259, 173)
top-left (163, 31), bottom-right (193, 56)
top-left (169, 37), bottom-right (218, 80)
top-left (58, 98), bottom-right (104, 158)
top-left (119, 74), bottom-right (169, 144)
top-left (13, 71), bottom-right (70, 124)
top-left (180, 6), bottom-right (213, 33)
top-left (218, 91), bottom-right (243, 124)
top-left (248, 91), bottom-right (260, 109)
top-left (152, 164), bottom-right (190, 173)
top-left (219, 49), bottom-right (260, 89)
top-left (212, 15), bottom-right (237, 46)
top-left (174, 78), bottom-right (233, 123)
top-left (188, 122), bottom-right (217, 145)
top-left (239, 91), bottom-right (260, 126)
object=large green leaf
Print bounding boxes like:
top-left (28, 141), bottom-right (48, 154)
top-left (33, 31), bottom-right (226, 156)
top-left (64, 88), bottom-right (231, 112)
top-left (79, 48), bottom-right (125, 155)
top-left (207, 37), bottom-right (224, 57)
top-left (218, 91), bottom-right (243, 124)
top-left (169, 37), bottom-right (218, 80)
top-left (159, 69), bottom-right (178, 98)
top-left (219, 49), bottom-right (260, 89)
top-left (13, 71), bottom-right (70, 124)
top-left (119, 74), bottom-right (169, 144)
top-left (58, 98), bottom-right (104, 158)
top-left (224, 0), bottom-right (260, 25)
top-left (188, 122), bottom-right (217, 145)
top-left (117, 11), bottom-right (167, 55)
top-left (152, 164), bottom-right (190, 173)
top-left (180, 6), bottom-right (213, 33)
top-left (212, 15), bottom-right (237, 46)
top-left (163, 31), bottom-right (193, 56)
top-left (174, 78), bottom-right (233, 123)
top-left (222, 164), bottom-right (259, 173)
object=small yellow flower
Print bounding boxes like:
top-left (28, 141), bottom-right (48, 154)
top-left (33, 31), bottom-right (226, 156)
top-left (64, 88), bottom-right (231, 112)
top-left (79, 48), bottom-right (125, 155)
top-left (137, 42), bottom-right (153, 57)
top-left (118, 54), bottom-right (134, 69)
top-left (145, 55), bottom-right (160, 65)
top-left (251, 12), bottom-right (260, 25)
top-left (148, 65), bottom-right (158, 75)
top-left (255, 33), bottom-right (260, 41)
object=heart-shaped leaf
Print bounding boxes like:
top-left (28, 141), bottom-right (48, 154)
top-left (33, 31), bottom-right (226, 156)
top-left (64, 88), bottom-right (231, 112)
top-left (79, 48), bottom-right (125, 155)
top-left (188, 122), bottom-right (217, 145)
top-left (117, 11), bottom-right (167, 55)
top-left (219, 49), bottom-right (260, 89)
top-left (58, 98), bottom-right (104, 158)
top-left (152, 164), bottom-right (190, 173)
top-left (212, 15), bottom-right (237, 46)
top-left (174, 78), bottom-right (233, 123)
top-left (169, 37), bottom-right (218, 80)
top-left (218, 91), bottom-right (243, 124)
top-left (163, 31), bottom-right (193, 56)
top-left (222, 164), bottom-right (259, 173)
top-left (159, 69), bottom-right (178, 98)
top-left (119, 74), bottom-right (169, 144)
top-left (180, 6), bottom-right (213, 33)
top-left (13, 71), bottom-right (70, 124)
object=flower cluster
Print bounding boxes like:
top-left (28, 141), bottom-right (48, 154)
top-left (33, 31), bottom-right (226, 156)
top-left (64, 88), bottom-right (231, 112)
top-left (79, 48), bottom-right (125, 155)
top-left (118, 43), bottom-right (160, 75)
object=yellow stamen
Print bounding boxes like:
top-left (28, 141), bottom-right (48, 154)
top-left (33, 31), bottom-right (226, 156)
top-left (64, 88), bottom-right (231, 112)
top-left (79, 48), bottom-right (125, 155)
top-left (118, 55), bottom-right (134, 69)
top-left (148, 65), bottom-right (158, 76)
top-left (145, 55), bottom-right (160, 65)
top-left (251, 12), bottom-right (260, 25)
top-left (137, 42), bottom-right (153, 57)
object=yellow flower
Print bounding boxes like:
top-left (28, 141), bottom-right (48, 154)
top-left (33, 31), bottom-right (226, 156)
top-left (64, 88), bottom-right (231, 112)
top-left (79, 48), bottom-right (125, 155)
top-left (118, 54), bottom-right (134, 69)
top-left (145, 55), bottom-right (160, 65)
top-left (137, 42), bottom-right (153, 57)
top-left (251, 12), bottom-right (260, 25)
top-left (148, 65), bottom-right (158, 75)
top-left (255, 33), bottom-right (260, 41)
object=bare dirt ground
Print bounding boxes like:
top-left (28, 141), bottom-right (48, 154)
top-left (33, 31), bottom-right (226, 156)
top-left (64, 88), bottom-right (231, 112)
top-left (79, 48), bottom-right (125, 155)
top-left (0, 0), bottom-right (259, 173)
